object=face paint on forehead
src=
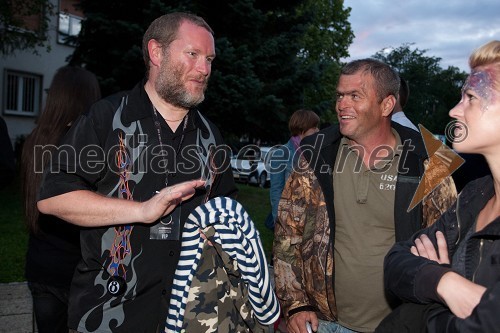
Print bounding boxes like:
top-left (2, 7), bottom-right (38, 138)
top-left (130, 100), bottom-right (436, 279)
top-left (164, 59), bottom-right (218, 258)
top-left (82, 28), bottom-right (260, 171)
top-left (462, 69), bottom-right (495, 111)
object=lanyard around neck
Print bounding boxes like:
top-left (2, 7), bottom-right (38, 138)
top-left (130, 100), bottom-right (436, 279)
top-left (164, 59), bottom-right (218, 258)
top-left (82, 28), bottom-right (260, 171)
top-left (152, 106), bottom-right (189, 187)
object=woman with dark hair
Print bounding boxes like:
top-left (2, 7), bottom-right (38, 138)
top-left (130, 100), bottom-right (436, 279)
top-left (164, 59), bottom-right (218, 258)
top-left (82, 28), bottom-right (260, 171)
top-left (21, 65), bottom-right (101, 333)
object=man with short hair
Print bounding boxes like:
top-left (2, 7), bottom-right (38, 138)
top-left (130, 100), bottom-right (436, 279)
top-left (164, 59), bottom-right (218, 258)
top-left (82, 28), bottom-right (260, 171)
top-left (38, 12), bottom-right (236, 332)
top-left (391, 76), bottom-right (418, 131)
top-left (273, 58), bottom-right (456, 333)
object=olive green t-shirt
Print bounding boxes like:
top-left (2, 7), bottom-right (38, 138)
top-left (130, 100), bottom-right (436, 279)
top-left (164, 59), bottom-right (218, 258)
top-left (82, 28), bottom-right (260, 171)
top-left (333, 131), bottom-right (402, 332)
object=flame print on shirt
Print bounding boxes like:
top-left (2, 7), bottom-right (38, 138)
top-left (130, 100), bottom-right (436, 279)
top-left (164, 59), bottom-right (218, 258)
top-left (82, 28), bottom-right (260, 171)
top-left (78, 97), bottom-right (146, 332)
top-left (196, 112), bottom-right (217, 194)
top-left (107, 132), bottom-right (133, 280)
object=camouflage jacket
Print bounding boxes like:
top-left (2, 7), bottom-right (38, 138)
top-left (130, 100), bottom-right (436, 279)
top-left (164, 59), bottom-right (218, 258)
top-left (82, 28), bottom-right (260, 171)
top-left (180, 239), bottom-right (269, 333)
top-left (167, 197), bottom-right (279, 332)
top-left (273, 123), bottom-right (457, 321)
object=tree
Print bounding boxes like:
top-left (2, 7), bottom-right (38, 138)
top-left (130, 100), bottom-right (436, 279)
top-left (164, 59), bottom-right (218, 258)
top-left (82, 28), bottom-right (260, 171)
top-left (69, 0), bottom-right (166, 95)
top-left (0, 0), bottom-right (54, 56)
top-left (297, 0), bottom-right (353, 127)
top-left (373, 43), bottom-right (468, 133)
top-left (69, 0), bottom-right (353, 143)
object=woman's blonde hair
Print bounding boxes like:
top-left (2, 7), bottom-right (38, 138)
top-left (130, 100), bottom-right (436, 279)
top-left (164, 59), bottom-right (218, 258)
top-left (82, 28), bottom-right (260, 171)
top-left (469, 40), bottom-right (500, 89)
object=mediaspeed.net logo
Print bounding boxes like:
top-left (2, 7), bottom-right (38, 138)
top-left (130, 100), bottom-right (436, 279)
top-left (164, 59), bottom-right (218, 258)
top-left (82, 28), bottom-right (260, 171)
top-left (408, 122), bottom-right (466, 211)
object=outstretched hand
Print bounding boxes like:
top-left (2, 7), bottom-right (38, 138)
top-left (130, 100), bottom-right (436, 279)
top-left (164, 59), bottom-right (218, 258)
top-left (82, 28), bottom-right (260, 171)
top-left (141, 179), bottom-right (206, 223)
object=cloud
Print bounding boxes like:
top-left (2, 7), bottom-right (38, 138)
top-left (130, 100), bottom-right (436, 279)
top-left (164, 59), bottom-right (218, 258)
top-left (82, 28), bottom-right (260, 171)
top-left (342, 0), bottom-right (500, 72)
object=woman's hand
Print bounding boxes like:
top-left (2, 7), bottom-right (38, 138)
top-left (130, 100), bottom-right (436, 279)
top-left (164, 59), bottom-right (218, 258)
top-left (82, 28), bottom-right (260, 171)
top-left (437, 272), bottom-right (486, 318)
top-left (411, 230), bottom-right (486, 318)
top-left (410, 231), bottom-right (450, 264)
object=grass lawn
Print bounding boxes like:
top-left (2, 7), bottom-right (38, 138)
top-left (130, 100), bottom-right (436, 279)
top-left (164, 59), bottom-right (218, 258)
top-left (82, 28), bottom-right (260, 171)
top-left (0, 177), bottom-right (28, 282)
top-left (234, 184), bottom-right (274, 261)
top-left (0, 179), bottom-right (273, 283)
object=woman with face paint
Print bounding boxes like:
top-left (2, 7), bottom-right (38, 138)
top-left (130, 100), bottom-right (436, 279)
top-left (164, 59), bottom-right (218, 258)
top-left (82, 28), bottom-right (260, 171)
top-left (375, 40), bottom-right (500, 333)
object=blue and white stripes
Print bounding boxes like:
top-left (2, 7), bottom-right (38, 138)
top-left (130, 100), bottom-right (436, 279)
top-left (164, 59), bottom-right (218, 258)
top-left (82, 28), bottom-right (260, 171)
top-left (165, 196), bottom-right (280, 332)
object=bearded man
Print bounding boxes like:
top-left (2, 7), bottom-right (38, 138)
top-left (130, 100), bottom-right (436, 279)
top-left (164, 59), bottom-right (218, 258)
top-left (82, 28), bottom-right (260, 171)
top-left (37, 12), bottom-right (237, 333)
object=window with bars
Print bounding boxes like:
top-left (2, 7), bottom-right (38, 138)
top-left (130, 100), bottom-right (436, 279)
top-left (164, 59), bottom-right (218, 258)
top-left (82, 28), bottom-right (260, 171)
top-left (3, 70), bottom-right (42, 116)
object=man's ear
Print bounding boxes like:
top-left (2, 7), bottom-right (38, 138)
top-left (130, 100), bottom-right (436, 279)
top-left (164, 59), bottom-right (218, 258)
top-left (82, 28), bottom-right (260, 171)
top-left (381, 95), bottom-right (397, 117)
top-left (148, 39), bottom-right (163, 68)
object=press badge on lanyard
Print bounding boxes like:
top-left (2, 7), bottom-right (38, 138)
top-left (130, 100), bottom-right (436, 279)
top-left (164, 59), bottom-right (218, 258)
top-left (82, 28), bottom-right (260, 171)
top-left (149, 105), bottom-right (187, 241)
top-left (150, 205), bottom-right (181, 240)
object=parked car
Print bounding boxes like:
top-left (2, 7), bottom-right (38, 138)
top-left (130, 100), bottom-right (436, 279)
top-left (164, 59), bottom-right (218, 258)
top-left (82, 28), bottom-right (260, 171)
top-left (231, 145), bottom-right (276, 187)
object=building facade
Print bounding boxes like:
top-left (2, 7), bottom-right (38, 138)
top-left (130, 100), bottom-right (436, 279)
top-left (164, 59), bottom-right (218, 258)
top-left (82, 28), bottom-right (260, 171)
top-left (1, 0), bottom-right (83, 151)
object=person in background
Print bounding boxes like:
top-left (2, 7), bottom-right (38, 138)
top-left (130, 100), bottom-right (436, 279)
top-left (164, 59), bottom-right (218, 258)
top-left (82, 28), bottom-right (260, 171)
top-left (268, 109), bottom-right (319, 333)
top-left (273, 58), bottom-right (457, 333)
top-left (391, 77), bottom-right (418, 131)
top-left (268, 109), bottom-right (319, 228)
top-left (380, 40), bottom-right (500, 333)
top-left (36, 12), bottom-right (236, 333)
top-left (0, 116), bottom-right (16, 189)
top-left (21, 65), bottom-right (101, 333)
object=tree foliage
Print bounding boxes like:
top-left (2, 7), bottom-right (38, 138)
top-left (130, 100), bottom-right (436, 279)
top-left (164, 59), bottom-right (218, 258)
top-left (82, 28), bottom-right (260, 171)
top-left (0, 0), bottom-right (54, 56)
top-left (297, 0), bottom-right (352, 127)
top-left (69, 0), bottom-right (353, 144)
top-left (373, 43), bottom-right (468, 134)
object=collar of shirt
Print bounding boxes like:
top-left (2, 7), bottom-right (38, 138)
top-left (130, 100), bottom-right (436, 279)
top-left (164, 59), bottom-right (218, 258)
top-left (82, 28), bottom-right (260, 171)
top-left (120, 79), bottom-right (209, 135)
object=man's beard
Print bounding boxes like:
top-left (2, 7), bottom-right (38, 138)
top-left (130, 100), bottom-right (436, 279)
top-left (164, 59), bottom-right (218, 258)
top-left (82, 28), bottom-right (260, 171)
top-left (155, 56), bottom-right (208, 109)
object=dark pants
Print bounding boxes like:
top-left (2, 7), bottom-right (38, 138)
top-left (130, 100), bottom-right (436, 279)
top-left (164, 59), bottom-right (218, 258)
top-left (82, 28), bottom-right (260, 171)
top-left (375, 302), bottom-right (444, 333)
top-left (28, 282), bottom-right (70, 333)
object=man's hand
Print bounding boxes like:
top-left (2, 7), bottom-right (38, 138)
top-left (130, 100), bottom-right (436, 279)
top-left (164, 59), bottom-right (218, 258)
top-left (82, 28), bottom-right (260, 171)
top-left (287, 311), bottom-right (318, 333)
top-left (141, 179), bottom-right (206, 223)
top-left (38, 179), bottom-right (205, 227)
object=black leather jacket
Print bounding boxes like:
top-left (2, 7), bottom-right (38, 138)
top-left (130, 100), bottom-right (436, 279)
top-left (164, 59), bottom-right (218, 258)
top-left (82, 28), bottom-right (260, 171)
top-left (384, 175), bottom-right (500, 332)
